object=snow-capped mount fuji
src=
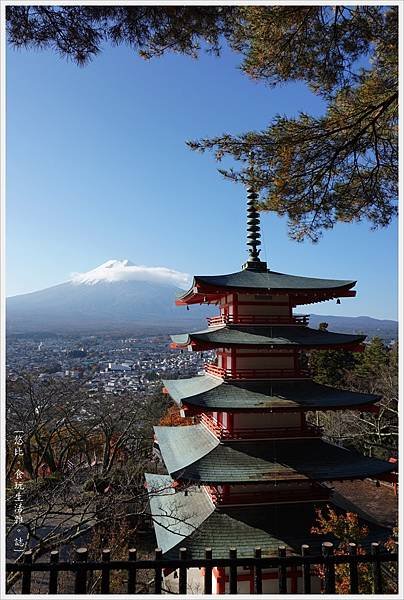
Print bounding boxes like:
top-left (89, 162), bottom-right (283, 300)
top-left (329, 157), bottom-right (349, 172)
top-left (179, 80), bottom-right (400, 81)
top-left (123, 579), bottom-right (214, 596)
top-left (70, 259), bottom-right (191, 288)
top-left (7, 260), bottom-right (397, 338)
top-left (7, 260), bottom-right (212, 334)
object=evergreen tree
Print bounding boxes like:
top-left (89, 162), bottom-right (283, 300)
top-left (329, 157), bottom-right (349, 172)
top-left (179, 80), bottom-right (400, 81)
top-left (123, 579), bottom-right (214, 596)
top-left (310, 338), bottom-right (398, 458)
top-left (309, 321), bottom-right (357, 386)
top-left (352, 336), bottom-right (389, 383)
top-left (7, 5), bottom-right (398, 240)
top-left (309, 349), bottom-right (357, 387)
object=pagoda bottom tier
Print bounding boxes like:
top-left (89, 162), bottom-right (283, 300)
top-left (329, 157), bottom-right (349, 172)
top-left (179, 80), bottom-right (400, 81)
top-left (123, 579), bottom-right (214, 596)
top-left (146, 474), bottom-right (390, 560)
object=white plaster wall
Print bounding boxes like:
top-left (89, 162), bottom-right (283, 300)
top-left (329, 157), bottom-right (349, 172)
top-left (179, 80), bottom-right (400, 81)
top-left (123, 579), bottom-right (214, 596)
top-left (164, 567), bottom-right (204, 594)
top-left (224, 354), bottom-right (232, 369)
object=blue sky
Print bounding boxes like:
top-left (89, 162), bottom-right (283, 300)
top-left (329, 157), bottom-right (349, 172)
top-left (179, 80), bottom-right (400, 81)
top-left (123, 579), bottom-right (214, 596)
top-left (7, 42), bottom-right (398, 319)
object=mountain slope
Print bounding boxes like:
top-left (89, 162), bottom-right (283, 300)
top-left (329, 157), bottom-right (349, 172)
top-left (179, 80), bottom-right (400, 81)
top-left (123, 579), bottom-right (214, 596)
top-left (7, 279), bottom-right (214, 333)
top-left (6, 260), bottom-right (397, 338)
top-left (308, 314), bottom-right (397, 341)
top-left (6, 260), bottom-right (212, 334)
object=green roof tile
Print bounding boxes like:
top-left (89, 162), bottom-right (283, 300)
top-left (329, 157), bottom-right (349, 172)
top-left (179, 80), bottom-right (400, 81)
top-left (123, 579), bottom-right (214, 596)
top-left (154, 426), bottom-right (395, 484)
top-left (178, 270), bottom-right (356, 297)
top-left (171, 325), bottom-right (365, 348)
top-left (163, 376), bottom-right (380, 411)
top-left (145, 473), bottom-right (214, 555)
top-left (153, 424), bottom-right (218, 474)
top-left (146, 475), bottom-right (390, 559)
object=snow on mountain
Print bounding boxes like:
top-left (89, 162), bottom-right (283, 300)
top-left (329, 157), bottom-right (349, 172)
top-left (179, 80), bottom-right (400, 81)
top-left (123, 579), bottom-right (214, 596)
top-left (70, 259), bottom-right (191, 288)
top-left (7, 260), bottom-right (210, 334)
top-left (6, 261), bottom-right (397, 339)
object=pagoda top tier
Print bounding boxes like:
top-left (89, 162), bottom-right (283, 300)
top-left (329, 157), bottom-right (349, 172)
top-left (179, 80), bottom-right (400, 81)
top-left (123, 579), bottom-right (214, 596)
top-left (177, 182), bottom-right (357, 306)
top-left (177, 270), bottom-right (356, 306)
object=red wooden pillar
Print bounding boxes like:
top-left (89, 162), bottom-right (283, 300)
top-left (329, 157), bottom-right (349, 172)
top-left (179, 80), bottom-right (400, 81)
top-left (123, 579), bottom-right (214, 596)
top-left (222, 484), bottom-right (230, 504)
top-left (231, 347), bottom-right (237, 378)
top-left (215, 567), bottom-right (226, 594)
top-left (227, 412), bottom-right (234, 435)
top-left (233, 293), bottom-right (238, 323)
top-left (293, 350), bottom-right (299, 375)
top-left (249, 568), bottom-right (255, 593)
top-left (290, 565), bottom-right (298, 593)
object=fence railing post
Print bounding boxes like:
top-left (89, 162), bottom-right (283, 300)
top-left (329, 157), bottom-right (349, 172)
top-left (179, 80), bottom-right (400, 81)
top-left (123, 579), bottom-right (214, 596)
top-left (101, 548), bottom-right (111, 594)
top-left (179, 547), bottom-right (187, 594)
top-left (127, 548), bottom-right (137, 594)
top-left (229, 548), bottom-right (238, 594)
top-left (301, 544), bottom-right (311, 594)
top-left (204, 548), bottom-right (213, 595)
top-left (48, 550), bottom-right (59, 594)
top-left (254, 547), bottom-right (262, 594)
top-left (348, 542), bottom-right (358, 594)
top-left (74, 547), bottom-right (88, 594)
top-left (154, 548), bottom-right (162, 594)
top-left (371, 542), bottom-right (383, 594)
top-left (5, 541), bottom-right (399, 596)
top-left (278, 546), bottom-right (287, 594)
top-left (322, 542), bottom-right (336, 594)
top-left (21, 550), bottom-right (33, 594)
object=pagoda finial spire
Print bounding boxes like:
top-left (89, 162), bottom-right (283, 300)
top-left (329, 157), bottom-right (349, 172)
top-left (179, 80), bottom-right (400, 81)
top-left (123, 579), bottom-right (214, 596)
top-left (242, 152), bottom-right (268, 272)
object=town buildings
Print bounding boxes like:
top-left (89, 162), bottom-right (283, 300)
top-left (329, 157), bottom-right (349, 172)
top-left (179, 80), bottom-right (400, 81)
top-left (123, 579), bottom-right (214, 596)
top-left (6, 335), bottom-right (210, 396)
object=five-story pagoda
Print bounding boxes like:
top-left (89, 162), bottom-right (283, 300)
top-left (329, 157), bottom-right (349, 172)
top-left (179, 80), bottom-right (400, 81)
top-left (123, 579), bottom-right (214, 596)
top-left (145, 174), bottom-right (396, 594)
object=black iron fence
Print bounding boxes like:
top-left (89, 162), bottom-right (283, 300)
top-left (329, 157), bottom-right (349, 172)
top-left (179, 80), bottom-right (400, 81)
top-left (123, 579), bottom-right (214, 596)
top-left (6, 542), bottom-right (398, 595)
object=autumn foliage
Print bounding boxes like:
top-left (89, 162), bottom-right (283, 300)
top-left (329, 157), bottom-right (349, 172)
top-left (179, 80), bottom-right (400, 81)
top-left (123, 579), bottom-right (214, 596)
top-left (159, 405), bottom-right (194, 426)
top-left (311, 505), bottom-right (397, 594)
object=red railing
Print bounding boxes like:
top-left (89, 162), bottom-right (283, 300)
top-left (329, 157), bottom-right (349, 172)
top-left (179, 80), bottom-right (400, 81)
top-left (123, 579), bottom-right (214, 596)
top-left (204, 363), bottom-right (310, 380)
top-left (199, 413), bottom-right (223, 437)
top-left (207, 314), bottom-right (309, 327)
top-left (199, 413), bottom-right (322, 440)
top-left (206, 485), bottom-right (331, 506)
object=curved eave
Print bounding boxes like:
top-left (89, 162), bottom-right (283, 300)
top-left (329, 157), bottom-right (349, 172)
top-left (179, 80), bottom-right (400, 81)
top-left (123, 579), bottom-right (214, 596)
top-left (175, 458), bottom-right (395, 486)
top-left (176, 273), bottom-right (357, 306)
top-left (162, 376), bottom-right (381, 412)
top-left (170, 325), bottom-right (366, 350)
top-left (147, 477), bottom-right (390, 559)
top-left (154, 426), bottom-right (396, 485)
top-left (145, 473), bottom-right (215, 556)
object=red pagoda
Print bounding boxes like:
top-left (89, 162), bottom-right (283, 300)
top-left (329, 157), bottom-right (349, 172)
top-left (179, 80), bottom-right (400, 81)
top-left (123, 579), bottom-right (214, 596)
top-left (146, 182), bottom-right (396, 594)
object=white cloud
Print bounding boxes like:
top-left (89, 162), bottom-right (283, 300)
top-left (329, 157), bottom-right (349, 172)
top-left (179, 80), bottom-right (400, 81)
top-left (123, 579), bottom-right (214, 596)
top-left (70, 259), bottom-right (191, 289)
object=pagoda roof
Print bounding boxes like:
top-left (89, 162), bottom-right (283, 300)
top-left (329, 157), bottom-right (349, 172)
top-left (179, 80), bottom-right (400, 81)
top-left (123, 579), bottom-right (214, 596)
top-left (163, 376), bottom-right (381, 411)
top-left (154, 425), bottom-right (395, 484)
top-left (170, 325), bottom-right (365, 349)
top-left (177, 270), bottom-right (356, 305)
top-left (145, 474), bottom-right (390, 559)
